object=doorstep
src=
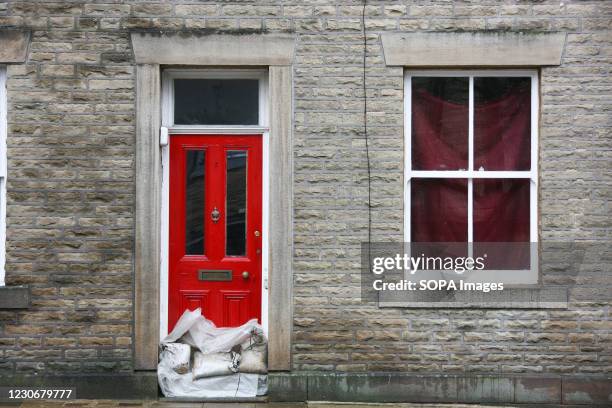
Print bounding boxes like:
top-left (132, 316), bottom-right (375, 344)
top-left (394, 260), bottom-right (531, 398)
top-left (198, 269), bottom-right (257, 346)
top-left (160, 396), bottom-right (268, 403)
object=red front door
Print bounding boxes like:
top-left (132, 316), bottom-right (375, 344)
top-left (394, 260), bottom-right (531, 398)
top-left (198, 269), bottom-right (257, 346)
top-left (169, 134), bottom-right (262, 331)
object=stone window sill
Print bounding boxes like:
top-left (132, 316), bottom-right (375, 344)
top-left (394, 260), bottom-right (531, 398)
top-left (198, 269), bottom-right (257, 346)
top-left (380, 301), bottom-right (568, 309)
top-left (0, 285), bottom-right (30, 308)
top-left (379, 287), bottom-right (569, 309)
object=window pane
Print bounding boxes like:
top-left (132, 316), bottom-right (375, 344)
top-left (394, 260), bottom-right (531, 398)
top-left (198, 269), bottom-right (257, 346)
top-left (185, 150), bottom-right (205, 255)
top-left (226, 151), bottom-right (247, 256)
top-left (474, 179), bottom-right (530, 242)
top-left (412, 77), bottom-right (468, 170)
top-left (411, 178), bottom-right (467, 242)
top-left (474, 179), bottom-right (530, 269)
top-left (174, 79), bottom-right (259, 125)
top-left (475, 77), bottom-right (531, 170)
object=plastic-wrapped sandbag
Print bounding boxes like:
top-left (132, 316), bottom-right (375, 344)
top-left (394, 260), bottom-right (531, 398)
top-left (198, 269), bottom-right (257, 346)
top-left (192, 351), bottom-right (240, 379)
top-left (159, 343), bottom-right (191, 374)
top-left (239, 348), bottom-right (267, 374)
top-left (158, 362), bottom-right (265, 398)
top-left (158, 308), bottom-right (269, 398)
top-left (240, 329), bottom-right (266, 350)
top-left (162, 308), bottom-right (208, 343)
top-left (162, 308), bottom-right (263, 355)
top-left (239, 333), bottom-right (267, 374)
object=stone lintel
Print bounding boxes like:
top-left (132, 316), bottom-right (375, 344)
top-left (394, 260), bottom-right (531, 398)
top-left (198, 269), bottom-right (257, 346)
top-left (381, 32), bottom-right (566, 67)
top-left (131, 31), bottom-right (295, 66)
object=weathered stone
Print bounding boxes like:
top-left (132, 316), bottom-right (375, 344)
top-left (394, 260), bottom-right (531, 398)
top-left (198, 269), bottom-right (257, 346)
top-left (381, 32), bottom-right (567, 66)
top-left (0, 30), bottom-right (30, 63)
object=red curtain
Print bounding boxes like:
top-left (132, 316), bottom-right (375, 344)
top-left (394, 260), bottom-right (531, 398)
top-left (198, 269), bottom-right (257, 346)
top-left (411, 87), bottom-right (531, 245)
top-left (473, 179), bottom-right (530, 268)
top-left (412, 90), bottom-right (468, 171)
top-left (475, 89), bottom-right (531, 171)
top-left (411, 178), bottom-right (467, 242)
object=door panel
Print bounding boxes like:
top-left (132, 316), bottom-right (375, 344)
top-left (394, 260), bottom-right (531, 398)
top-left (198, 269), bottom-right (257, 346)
top-left (221, 291), bottom-right (250, 327)
top-left (169, 134), bottom-right (262, 330)
top-left (180, 290), bottom-right (211, 317)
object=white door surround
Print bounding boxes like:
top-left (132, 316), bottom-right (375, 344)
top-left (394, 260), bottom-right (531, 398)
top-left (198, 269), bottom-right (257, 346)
top-left (131, 32), bottom-right (295, 371)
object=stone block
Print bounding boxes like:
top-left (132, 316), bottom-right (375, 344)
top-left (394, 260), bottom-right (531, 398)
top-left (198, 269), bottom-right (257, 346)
top-left (0, 286), bottom-right (30, 309)
top-left (515, 377), bottom-right (561, 404)
top-left (563, 378), bottom-right (612, 404)
top-left (307, 374), bottom-right (457, 402)
top-left (268, 373), bottom-right (308, 402)
top-left (457, 376), bottom-right (514, 403)
top-left (0, 30), bottom-right (30, 63)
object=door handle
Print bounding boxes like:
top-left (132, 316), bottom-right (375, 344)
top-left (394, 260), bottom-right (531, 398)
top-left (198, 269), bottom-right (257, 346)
top-left (242, 271), bottom-right (249, 279)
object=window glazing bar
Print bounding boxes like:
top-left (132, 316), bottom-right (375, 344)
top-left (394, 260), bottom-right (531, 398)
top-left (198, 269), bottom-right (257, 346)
top-left (468, 76), bottom-right (474, 244)
top-left (408, 171), bottom-right (533, 179)
top-left (169, 126), bottom-right (269, 134)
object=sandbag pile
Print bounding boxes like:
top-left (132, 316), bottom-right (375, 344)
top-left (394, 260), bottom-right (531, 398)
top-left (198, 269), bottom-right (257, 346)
top-left (158, 308), bottom-right (268, 398)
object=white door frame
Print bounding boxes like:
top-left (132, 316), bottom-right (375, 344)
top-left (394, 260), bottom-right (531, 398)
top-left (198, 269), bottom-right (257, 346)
top-left (0, 66), bottom-right (7, 287)
top-left (159, 69), bottom-right (270, 339)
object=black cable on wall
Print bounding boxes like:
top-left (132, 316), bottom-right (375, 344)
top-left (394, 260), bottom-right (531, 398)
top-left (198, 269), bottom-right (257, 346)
top-left (361, 1), bottom-right (372, 255)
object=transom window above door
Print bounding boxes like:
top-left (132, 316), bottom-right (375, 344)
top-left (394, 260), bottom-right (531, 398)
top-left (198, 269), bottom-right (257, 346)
top-left (163, 70), bottom-right (268, 128)
top-left (404, 70), bottom-right (538, 277)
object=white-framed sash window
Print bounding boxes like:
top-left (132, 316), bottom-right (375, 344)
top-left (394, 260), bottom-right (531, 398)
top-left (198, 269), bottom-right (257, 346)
top-left (404, 70), bottom-right (539, 284)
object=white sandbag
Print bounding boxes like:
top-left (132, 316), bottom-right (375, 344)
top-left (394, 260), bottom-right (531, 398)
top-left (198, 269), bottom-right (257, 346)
top-left (239, 348), bottom-right (267, 374)
top-left (159, 364), bottom-right (263, 398)
top-left (238, 327), bottom-right (267, 374)
top-left (190, 318), bottom-right (263, 354)
top-left (159, 343), bottom-right (191, 374)
top-left (192, 351), bottom-right (240, 379)
top-left (164, 308), bottom-right (265, 355)
top-left (158, 342), bottom-right (261, 398)
top-left (158, 307), bottom-right (269, 398)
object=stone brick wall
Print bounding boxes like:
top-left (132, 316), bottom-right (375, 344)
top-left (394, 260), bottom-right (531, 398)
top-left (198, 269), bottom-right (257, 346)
top-left (0, 0), bottom-right (610, 380)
